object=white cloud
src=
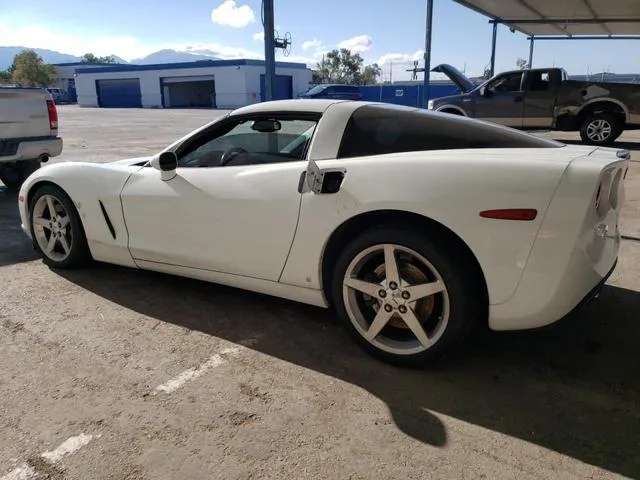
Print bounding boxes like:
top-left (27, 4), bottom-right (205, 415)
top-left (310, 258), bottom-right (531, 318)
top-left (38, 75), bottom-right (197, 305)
top-left (210, 0), bottom-right (256, 28)
top-left (178, 42), bottom-right (262, 60)
top-left (337, 34), bottom-right (372, 53)
top-left (0, 23), bottom-right (155, 61)
top-left (252, 32), bottom-right (264, 41)
top-left (302, 38), bottom-right (323, 51)
top-left (376, 50), bottom-right (424, 66)
top-left (0, 23), bottom-right (265, 62)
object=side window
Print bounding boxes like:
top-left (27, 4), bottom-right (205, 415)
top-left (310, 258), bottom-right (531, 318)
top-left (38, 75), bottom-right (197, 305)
top-left (177, 116), bottom-right (318, 168)
top-left (525, 71), bottom-right (551, 91)
top-left (336, 105), bottom-right (560, 159)
top-left (488, 72), bottom-right (523, 93)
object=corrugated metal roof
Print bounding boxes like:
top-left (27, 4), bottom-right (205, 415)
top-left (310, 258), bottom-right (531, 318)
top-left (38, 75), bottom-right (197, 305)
top-left (453, 0), bottom-right (640, 36)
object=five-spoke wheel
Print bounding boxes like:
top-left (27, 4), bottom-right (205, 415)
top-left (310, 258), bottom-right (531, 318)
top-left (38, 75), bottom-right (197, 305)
top-left (332, 226), bottom-right (483, 366)
top-left (29, 185), bottom-right (89, 268)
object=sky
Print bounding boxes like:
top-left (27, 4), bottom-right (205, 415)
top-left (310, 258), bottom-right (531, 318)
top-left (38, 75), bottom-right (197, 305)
top-left (0, 0), bottom-right (638, 81)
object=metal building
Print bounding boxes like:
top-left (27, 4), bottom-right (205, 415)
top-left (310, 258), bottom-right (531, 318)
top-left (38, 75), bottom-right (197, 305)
top-left (73, 59), bottom-right (312, 109)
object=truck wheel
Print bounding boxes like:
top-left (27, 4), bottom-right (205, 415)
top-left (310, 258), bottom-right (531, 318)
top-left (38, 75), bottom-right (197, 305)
top-left (0, 160), bottom-right (41, 192)
top-left (579, 112), bottom-right (622, 146)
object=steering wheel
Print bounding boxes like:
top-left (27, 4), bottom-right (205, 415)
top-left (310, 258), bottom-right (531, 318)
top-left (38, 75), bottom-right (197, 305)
top-left (219, 146), bottom-right (248, 166)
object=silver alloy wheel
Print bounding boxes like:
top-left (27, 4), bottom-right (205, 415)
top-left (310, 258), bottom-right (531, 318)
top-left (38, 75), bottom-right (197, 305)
top-left (32, 194), bottom-right (73, 262)
top-left (342, 243), bottom-right (450, 356)
top-left (586, 119), bottom-right (612, 143)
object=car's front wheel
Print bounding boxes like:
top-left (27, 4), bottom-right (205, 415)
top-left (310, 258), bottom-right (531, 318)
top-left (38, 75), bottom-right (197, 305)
top-left (331, 225), bottom-right (484, 367)
top-left (29, 184), bottom-right (90, 268)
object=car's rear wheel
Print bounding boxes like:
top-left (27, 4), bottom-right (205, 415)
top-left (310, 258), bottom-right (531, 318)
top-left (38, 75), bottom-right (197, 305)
top-left (29, 184), bottom-right (90, 268)
top-left (331, 225), bottom-right (484, 367)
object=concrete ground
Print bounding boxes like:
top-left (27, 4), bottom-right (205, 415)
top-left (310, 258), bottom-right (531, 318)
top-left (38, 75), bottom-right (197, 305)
top-left (1, 106), bottom-right (639, 480)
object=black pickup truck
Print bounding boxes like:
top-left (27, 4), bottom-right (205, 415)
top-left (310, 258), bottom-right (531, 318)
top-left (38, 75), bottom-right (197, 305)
top-left (428, 64), bottom-right (640, 146)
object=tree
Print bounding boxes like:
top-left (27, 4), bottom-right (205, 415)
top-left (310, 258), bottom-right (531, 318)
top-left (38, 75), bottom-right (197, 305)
top-left (0, 70), bottom-right (12, 83)
top-left (9, 50), bottom-right (56, 87)
top-left (314, 48), bottom-right (381, 85)
top-left (315, 48), bottom-right (364, 84)
top-left (516, 57), bottom-right (529, 70)
top-left (80, 53), bottom-right (117, 64)
top-left (359, 63), bottom-right (382, 85)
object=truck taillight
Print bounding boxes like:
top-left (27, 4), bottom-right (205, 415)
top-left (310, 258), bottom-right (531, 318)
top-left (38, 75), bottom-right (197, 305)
top-left (46, 99), bottom-right (58, 129)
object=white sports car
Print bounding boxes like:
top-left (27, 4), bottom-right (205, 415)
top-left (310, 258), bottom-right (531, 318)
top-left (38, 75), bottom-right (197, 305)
top-left (17, 99), bottom-right (630, 366)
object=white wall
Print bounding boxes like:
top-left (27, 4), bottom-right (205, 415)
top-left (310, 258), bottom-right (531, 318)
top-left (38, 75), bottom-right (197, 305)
top-left (75, 66), bottom-right (248, 108)
top-left (243, 66), bottom-right (312, 105)
top-left (75, 63), bottom-right (312, 109)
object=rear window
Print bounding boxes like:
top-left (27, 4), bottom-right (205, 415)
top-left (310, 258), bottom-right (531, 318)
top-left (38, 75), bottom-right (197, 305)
top-left (337, 104), bottom-right (562, 159)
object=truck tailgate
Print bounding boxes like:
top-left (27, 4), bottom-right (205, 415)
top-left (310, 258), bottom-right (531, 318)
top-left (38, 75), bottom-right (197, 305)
top-left (0, 88), bottom-right (53, 139)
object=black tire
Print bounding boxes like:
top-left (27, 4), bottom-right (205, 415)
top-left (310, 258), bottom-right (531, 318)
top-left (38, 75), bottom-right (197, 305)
top-left (579, 112), bottom-right (623, 146)
top-left (28, 184), bottom-right (91, 268)
top-left (331, 224), bottom-right (485, 367)
top-left (0, 159), bottom-right (41, 191)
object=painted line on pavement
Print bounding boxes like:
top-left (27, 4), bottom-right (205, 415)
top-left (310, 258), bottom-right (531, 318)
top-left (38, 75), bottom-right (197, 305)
top-left (1, 433), bottom-right (99, 480)
top-left (153, 337), bottom-right (260, 395)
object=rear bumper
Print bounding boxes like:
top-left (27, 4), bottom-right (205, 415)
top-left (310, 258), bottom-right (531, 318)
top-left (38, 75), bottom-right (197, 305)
top-left (0, 137), bottom-right (62, 163)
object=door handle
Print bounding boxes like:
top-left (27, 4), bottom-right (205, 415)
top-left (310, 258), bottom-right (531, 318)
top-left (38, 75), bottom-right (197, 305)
top-left (514, 96), bottom-right (523, 102)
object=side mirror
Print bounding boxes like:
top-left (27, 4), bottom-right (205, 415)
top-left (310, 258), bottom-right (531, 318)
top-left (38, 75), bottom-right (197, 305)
top-left (150, 151), bottom-right (177, 181)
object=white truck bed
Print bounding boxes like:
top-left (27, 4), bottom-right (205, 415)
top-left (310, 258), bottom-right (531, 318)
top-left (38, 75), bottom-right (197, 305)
top-left (0, 87), bottom-right (63, 190)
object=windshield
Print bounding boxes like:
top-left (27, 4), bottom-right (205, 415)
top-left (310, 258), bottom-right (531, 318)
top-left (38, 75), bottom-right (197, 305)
top-left (305, 85), bottom-right (327, 95)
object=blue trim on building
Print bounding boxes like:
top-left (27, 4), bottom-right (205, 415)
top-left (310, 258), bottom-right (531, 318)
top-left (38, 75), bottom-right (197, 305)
top-left (75, 59), bottom-right (309, 75)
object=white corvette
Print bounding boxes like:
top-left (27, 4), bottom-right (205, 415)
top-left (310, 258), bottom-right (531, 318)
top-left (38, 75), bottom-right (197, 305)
top-left (17, 99), bottom-right (630, 366)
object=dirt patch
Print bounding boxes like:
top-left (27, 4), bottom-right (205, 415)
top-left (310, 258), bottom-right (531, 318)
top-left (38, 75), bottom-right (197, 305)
top-left (26, 455), bottom-right (65, 479)
top-left (228, 411), bottom-right (259, 427)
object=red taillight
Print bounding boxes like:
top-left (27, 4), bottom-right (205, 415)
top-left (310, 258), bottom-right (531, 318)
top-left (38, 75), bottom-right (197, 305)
top-left (46, 99), bottom-right (58, 130)
top-left (479, 208), bottom-right (538, 221)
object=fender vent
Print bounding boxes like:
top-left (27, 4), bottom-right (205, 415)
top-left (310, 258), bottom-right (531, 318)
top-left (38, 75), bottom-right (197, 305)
top-left (98, 200), bottom-right (116, 239)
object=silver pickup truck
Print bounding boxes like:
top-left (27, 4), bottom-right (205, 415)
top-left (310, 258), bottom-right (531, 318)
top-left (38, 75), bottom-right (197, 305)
top-left (0, 87), bottom-right (63, 190)
top-left (428, 64), bottom-right (640, 146)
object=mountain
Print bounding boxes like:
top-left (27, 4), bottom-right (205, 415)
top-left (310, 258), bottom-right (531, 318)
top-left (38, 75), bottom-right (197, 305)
top-left (0, 46), bottom-right (223, 70)
top-left (131, 49), bottom-right (221, 65)
top-left (0, 46), bottom-right (80, 69)
top-left (0, 46), bottom-right (129, 70)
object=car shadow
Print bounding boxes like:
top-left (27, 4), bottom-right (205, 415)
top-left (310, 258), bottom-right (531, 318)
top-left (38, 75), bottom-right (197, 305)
top-left (55, 262), bottom-right (640, 478)
top-left (0, 187), bottom-right (40, 267)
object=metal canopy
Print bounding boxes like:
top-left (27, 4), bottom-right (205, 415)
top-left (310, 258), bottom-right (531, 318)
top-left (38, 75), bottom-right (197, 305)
top-left (452, 0), bottom-right (640, 36)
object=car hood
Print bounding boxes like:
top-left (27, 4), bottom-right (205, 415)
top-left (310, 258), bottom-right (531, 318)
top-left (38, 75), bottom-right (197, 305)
top-left (431, 64), bottom-right (476, 93)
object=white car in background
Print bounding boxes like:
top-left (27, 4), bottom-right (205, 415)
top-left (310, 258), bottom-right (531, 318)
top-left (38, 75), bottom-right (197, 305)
top-left (17, 99), bottom-right (629, 366)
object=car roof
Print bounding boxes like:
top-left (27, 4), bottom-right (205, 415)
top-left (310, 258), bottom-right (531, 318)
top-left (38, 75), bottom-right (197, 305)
top-left (230, 99), bottom-right (352, 115)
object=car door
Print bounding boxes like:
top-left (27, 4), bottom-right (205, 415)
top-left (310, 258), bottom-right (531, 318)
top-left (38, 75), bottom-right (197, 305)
top-left (473, 71), bottom-right (525, 128)
top-left (522, 69), bottom-right (557, 129)
top-left (119, 112), bottom-right (320, 281)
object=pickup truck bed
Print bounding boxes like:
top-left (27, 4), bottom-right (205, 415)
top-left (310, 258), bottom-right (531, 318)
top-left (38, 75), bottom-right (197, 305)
top-left (0, 87), bottom-right (63, 190)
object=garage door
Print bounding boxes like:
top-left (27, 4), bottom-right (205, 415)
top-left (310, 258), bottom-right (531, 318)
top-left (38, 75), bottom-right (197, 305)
top-left (260, 75), bottom-right (293, 101)
top-left (161, 75), bottom-right (216, 108)
top-left (96, 78), bottom-right (142, 108)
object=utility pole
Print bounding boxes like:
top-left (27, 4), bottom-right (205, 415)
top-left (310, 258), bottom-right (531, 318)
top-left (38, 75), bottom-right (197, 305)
top-left (422, 0), bottom-right (434, 108)
top-left (263, 0), bottom-right (276, 101)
